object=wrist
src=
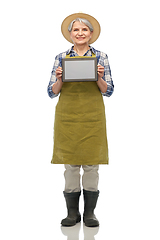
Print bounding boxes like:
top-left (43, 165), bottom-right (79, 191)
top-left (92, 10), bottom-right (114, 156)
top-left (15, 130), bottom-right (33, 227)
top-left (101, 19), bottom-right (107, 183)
top-left (97, 77), bottom-right (103, 82)
top-left (57, 78), bottom-right (63, 85)
top-left (96, 77), bottom-right (107, 93)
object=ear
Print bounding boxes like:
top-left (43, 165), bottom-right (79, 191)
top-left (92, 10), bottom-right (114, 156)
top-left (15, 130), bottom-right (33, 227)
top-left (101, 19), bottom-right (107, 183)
top-left (69, 32), bottom-right (74, 43)
top-left (69, 32), bottom-right (73, 41)
top-left (90, 31), bottom-right (93, 39)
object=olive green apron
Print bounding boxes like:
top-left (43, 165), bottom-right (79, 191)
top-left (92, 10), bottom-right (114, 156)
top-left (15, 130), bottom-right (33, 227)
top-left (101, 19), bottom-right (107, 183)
top-left (51, 53), bottom-right (109, 165)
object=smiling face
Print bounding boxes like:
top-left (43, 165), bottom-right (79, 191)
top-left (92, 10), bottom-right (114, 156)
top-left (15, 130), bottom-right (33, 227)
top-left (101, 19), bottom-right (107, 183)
top-left (69, 21), bottom-right (93, 46)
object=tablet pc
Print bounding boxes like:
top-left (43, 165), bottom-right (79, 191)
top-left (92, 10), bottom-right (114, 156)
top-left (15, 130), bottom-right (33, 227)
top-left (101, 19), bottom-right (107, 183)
top-left (62, 57), bottom-right (98, 82)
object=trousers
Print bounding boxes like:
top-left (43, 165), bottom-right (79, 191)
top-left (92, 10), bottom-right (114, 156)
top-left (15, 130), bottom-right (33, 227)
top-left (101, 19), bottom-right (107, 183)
top-left (64, 165), bottom-right (99, 193)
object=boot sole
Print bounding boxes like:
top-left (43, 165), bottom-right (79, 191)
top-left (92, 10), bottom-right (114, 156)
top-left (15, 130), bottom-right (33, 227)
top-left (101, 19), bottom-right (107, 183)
top-left (61, 215), bottom-right (81, 227)
top-left (83, 219), bottom-right (99, 227)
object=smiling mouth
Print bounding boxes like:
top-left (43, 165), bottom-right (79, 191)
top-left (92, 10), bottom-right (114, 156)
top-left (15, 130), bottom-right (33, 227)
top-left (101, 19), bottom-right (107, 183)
top-left (77, 37), bottom-right (85, 40)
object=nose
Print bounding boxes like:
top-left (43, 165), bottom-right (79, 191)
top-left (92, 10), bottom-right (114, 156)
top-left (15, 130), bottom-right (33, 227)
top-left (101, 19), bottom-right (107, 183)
top-left (78, 29), bottom-right (83, 35)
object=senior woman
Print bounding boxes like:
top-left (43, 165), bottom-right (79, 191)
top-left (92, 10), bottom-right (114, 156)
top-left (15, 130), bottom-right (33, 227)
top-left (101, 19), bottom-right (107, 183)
top-left (47, 13), bottom-right (114, 227)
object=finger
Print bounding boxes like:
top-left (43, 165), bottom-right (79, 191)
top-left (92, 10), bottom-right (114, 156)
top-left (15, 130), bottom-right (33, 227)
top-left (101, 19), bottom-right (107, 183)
top-left (98, 70), bottom-right (104, 74)
top-left (97, 65), bottom-right (104, 69)
top-left (56, 71), bottom-right (62, 77)
top-left (56, 70), bottom-right (63, 75)
top-left (56, 68), bottom-right (63, 72)
top-left (98, 68), bottom-right (104, 71)
top-left (56, 74), bottom-right (62, 79)
top-left (56, 72), bottom-right (62, 76)
top-left (97, 71), bottom-right (102, 75)
top-left (97, 67), bottom-right (104, 72)
top-left (56, 67), bottom-right (62, 71)
top-left (97, 64), bottom-right (104, 68)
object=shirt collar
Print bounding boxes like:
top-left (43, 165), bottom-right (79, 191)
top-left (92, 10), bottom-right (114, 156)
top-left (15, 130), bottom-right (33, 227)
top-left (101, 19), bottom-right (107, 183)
top-left (66, 45), bottom-right (96, 56)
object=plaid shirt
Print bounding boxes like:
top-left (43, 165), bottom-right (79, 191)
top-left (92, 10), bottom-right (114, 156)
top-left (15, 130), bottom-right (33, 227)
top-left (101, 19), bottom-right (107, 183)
top-left (47, 46), bottom-right (114, 98)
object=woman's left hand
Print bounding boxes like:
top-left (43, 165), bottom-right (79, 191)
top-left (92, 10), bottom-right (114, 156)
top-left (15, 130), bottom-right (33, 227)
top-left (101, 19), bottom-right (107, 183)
top-left (97, 65), bottom-right (104, 80)
top-left (96, 65), bottom-right (107, 93)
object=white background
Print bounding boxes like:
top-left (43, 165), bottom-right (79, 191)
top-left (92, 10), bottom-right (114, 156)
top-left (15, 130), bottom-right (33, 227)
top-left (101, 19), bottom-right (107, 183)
top-left (0, 0), bottom-right (160, 239)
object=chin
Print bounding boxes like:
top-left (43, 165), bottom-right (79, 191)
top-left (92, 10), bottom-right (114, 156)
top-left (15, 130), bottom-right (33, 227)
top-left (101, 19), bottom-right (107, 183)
top-left (76, 40), bottom-right (88, 45)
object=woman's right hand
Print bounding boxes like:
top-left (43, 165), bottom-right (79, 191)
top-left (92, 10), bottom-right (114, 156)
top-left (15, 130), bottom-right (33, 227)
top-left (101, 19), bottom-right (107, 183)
top-left (52, 67), bottom-right (63, 94)
top-left (56, 67), bottom-right (63, 82)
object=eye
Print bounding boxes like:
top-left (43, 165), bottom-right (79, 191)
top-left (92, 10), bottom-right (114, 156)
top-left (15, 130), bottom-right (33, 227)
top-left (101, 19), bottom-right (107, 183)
top-left (73, 28), bottom-right (79, 31)
top-left (83, 28), bottom-right (88, 31)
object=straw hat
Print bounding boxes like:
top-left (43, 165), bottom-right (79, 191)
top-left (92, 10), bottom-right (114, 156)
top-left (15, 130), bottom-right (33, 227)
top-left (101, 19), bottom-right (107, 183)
top-left (61, 12), bottom-right (101, 44)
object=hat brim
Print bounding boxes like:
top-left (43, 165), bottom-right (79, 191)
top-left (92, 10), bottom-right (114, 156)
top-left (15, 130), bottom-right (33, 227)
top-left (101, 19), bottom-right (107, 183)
top-left (61, 13), bottom-right (101, 44)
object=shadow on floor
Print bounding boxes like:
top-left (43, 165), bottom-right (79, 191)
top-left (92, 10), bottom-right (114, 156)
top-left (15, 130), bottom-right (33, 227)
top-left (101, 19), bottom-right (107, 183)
top-left (61, 222), bottom-right (99, 240)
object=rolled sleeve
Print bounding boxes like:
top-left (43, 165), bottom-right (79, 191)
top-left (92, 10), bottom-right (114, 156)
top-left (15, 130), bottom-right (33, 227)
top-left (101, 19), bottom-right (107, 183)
top-left (47, 56), bottom-right (61, 98)
top-left (99, 53), bottom-right (114, 97)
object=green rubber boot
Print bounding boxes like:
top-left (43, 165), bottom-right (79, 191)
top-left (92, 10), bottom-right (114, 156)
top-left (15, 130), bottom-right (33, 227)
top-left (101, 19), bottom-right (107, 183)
top-left (83, 189), bottom-right (99, 227)
top-left (61, 191), bottom-right (81, 227)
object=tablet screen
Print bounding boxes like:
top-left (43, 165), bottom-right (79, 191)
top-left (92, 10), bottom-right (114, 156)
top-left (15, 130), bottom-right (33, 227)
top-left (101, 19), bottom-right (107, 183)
top-left (62, 57), bottom-right (97, 82)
